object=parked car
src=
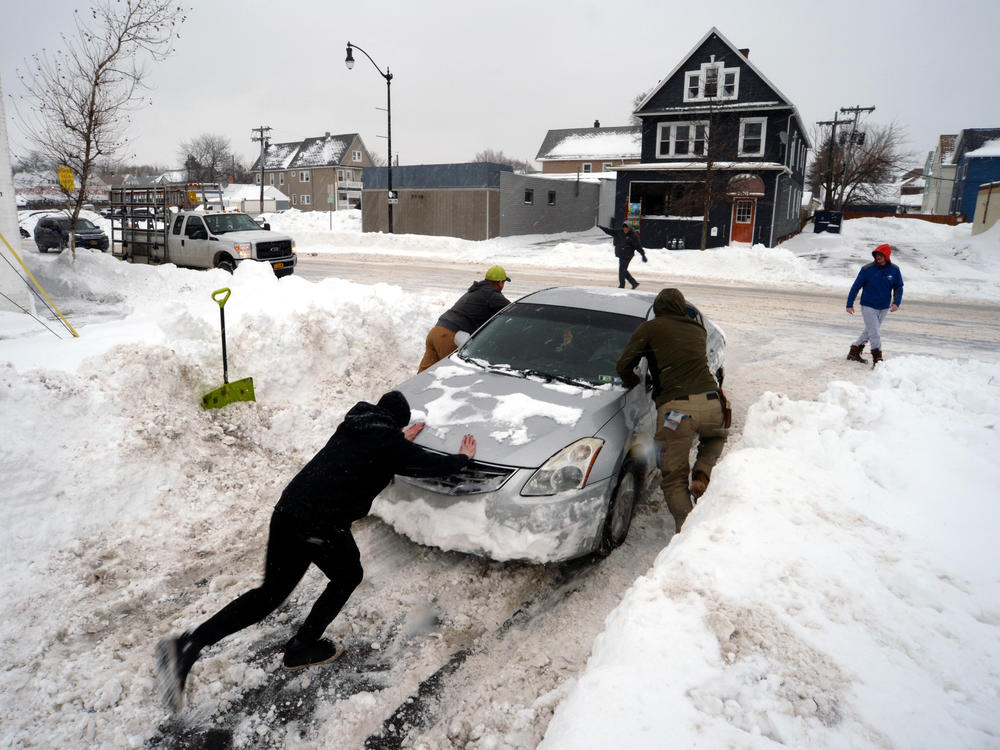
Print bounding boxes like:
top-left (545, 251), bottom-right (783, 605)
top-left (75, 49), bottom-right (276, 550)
top-left (33, 214), bottom-right (109, 253)
top-left (379, 286), bottom-right (726, 563)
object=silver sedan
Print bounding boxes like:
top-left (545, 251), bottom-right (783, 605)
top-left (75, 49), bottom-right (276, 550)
top-left (377, 286), bottom-right (726, 563)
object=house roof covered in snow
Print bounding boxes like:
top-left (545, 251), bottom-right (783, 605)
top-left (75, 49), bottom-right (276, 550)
top-left (535, 126), bottom-right (641, 161)
top-left (251, 133), bottom-right (366, 171)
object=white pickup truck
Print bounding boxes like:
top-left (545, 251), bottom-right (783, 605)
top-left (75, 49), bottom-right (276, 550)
top-left (118, 210), bottom-right (297, 277)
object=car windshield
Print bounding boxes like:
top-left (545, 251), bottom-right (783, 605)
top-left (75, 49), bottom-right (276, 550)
top-left (459, 303), bottom-right (643, 386)
top-left (203, 214), bottom-right (263, 234)
top-left (56, 218), bottom-right (97, 230)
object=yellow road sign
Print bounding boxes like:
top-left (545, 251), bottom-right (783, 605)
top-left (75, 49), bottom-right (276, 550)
top-left (58, 167), bottom-right (75, 190)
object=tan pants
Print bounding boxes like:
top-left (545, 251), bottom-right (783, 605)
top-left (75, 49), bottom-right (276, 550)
top-left (655, 393), bottom-right (728, 531)
top-left (418, 325), bottom-right (458, 372)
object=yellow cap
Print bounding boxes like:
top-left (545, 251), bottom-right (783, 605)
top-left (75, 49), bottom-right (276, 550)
top-left (485, 265), bottom-right (510, 282)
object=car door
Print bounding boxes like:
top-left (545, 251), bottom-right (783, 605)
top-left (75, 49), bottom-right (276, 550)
top-left (180, 215), bottom-right (211, 268)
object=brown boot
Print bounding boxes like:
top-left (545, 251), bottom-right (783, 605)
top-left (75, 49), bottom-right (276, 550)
top-left (690, 470), bottom-right (710, 500)
top-left (847, 344), bottom-right (868, 363)
top-left (871, 349), bottom-right (883, 366)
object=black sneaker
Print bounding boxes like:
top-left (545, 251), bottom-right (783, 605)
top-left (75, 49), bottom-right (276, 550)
top-left (155, 633), bottom-right (199, 713)
top-left (282, 638), bottom-right (344, 671)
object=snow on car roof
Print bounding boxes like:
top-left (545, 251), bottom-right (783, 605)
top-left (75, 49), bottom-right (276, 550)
top-left (516, 286), bottom-right (656, 317)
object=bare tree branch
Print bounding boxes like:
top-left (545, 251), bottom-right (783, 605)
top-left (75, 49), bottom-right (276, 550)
top-left (13, 0), bottom-right (187, 258)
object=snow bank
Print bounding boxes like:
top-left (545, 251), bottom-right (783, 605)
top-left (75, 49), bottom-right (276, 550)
top-left (540, 356), bottom-right (1000, 749)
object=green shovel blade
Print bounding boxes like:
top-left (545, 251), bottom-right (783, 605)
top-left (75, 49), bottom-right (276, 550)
top-left (201, 377), bottom-right (256, 410)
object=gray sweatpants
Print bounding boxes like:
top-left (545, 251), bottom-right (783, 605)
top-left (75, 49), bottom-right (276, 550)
top-left (853, 305), bottom-right (889, 350)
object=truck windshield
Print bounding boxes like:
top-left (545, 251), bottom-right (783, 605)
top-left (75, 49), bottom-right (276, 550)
top-left (203, 214), bottom-right (264, 234)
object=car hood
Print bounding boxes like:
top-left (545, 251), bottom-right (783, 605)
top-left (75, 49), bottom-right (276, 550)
top-left (221, 230), bottom-right (292, 242)
top-left (393, 358), bottom-right (627, 468)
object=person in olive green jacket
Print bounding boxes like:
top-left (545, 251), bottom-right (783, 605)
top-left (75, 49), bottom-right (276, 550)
top-left (616, 288), bottom-right (727, 533)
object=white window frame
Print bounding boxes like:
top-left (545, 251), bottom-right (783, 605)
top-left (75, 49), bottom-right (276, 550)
top-left (655, 120), bottom-right (709, 158)
top-left (683, 61), bottom-right (740, 102)
top-left (299, 170), bottom-right (311, 182)
top-left (738, 117), bottom-right (768, 157)
top-left (300, 194), bottom-right (311, 206)
top-left (279, 173), bottom-right (285, 185)
top-left (268, 174), bottom-right (274, 185)
top-left (352, 150), bottom-right (362, 162)
top-left (582, 163), bottom-right (592, 173)
top-left (292, 194), bottom-right (298, 205)
top-left (602, 162), bottom-right (613, 171)
top-left (254, 174), bottom-right (260, 184)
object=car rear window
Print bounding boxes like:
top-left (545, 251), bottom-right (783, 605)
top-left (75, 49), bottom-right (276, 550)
top-left (460, 303), bottom-right (643, 385)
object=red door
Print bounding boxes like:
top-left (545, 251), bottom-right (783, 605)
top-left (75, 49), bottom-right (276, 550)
top-left (731, 200), bottom-right (756, 243)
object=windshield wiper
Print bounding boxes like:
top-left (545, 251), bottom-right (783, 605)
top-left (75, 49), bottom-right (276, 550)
top-left (519, 368), bottom-right (597, 389)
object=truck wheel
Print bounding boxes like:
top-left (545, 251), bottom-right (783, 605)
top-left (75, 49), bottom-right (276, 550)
top-left (597, 461), bottom-right (640, 556)
top-left (37, 244), bottom-right (46, 254)
top-left (216, 257), bottom-right (236, 274)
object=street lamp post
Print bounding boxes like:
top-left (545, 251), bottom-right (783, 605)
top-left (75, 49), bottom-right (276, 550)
top-left (345, 41), bottom-right (394, 233)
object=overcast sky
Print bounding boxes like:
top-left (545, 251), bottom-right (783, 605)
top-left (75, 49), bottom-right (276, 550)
top-left (2, 0), bottom-right (998, 172)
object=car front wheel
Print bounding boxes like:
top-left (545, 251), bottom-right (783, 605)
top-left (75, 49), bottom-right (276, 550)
top-left (216, 256), bottom-right (236, 274)
top-left (598, 461), bottom-right (640, 556)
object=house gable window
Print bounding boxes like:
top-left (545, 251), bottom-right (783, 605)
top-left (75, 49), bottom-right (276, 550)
top-left (683, 59), bottom-right (739, 102)
top-left (353, 150), bottom-right (362, 162)
top-left (738, 117), bottom-right (767, 156)
top-left (299, 170), bottom-right (311, 182)
top-left (656, 121), bottom-right (709, 158)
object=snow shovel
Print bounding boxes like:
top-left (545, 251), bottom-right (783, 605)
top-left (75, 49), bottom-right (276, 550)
top-left (201, 287), bottom-right (256, 410)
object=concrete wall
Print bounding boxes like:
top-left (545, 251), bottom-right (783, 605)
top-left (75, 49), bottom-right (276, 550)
top-left (498, 173), bottom-right (599, 236)
top-left (362, 187), bottom-right (500, 240)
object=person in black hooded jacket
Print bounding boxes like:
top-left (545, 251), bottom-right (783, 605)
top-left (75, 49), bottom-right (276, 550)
top-left (155, 390), bottom-right (475, 713)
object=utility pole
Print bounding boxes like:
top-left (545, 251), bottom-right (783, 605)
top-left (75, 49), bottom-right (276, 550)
top-left (835, 106), bottom-right (876, 208)
top-left (816, 112), bottom-right (850, 210)
top-left (251, 125), bottom-right (272, 215)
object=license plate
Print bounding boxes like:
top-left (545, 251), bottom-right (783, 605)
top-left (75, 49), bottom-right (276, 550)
top-left (273, 262), bottom-right (284, 269)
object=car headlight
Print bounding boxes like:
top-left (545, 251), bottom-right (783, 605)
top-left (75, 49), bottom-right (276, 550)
top-left (291, 239), bottom-right (296, 253)
top-left (234, 243), bottom-right (252, 259)
top-left (521, 438), bottom-right (604, 496)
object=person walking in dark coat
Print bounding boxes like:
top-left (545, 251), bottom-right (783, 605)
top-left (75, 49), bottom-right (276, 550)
top-left (155, 391), bottom-right (476, 713)
top-left (599, 222), bottom-right (647, 289)
top-left (616, 289), bottom-right (727, 533)
top-left (846, 243), bottom-right (904, 366)
top-left (418, 265), bottom-right (511, 372)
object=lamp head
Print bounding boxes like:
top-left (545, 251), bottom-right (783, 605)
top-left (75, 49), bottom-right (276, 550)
top-left (345, 44), bottom-right (355, 70)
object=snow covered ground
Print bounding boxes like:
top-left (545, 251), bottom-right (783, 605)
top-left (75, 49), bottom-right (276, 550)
top-left (1, 212), bottom-right (998, 748)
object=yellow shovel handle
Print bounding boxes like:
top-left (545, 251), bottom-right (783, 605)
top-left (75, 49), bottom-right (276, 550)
top-left (211, 287), bottom-right (231, 307)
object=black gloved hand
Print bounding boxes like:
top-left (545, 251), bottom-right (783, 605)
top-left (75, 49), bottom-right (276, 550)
top-left (641, 255), bottom-right (648, 263)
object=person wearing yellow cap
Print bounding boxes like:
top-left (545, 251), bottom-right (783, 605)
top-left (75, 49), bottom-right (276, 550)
top-left (418, 265), bottom-right (511, 372)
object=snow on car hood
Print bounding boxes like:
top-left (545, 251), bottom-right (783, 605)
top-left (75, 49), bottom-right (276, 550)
top-left (394, 358), bottom-right (626, 467)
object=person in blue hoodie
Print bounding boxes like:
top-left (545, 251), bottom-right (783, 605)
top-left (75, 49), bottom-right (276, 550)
top-left (155, 391), bottom-right (476, 713)
top-left (846, 243), bottom-right (904, 366)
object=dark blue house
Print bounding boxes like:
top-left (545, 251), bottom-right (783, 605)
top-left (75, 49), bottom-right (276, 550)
top-left (616, 27), bottom-right (810, 249)
top-left (949, 128), bottom-right (1000, 219)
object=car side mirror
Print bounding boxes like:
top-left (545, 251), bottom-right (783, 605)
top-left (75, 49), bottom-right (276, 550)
top-left (262, 222), bottom-right (271, 231)
top-left (454, 331), bottom-right (471, 348)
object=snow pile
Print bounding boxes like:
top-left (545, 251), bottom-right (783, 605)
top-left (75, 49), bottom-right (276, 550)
top-left (1, 214), bottom-right (999, 747)
top-left (541, 356), bottom-right (1000, 749)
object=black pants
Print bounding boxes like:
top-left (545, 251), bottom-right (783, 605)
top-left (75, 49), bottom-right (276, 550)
top-left (189, 511), bottom-right (363, 651)
top-left (618, 256), bottom-right (637, 288)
